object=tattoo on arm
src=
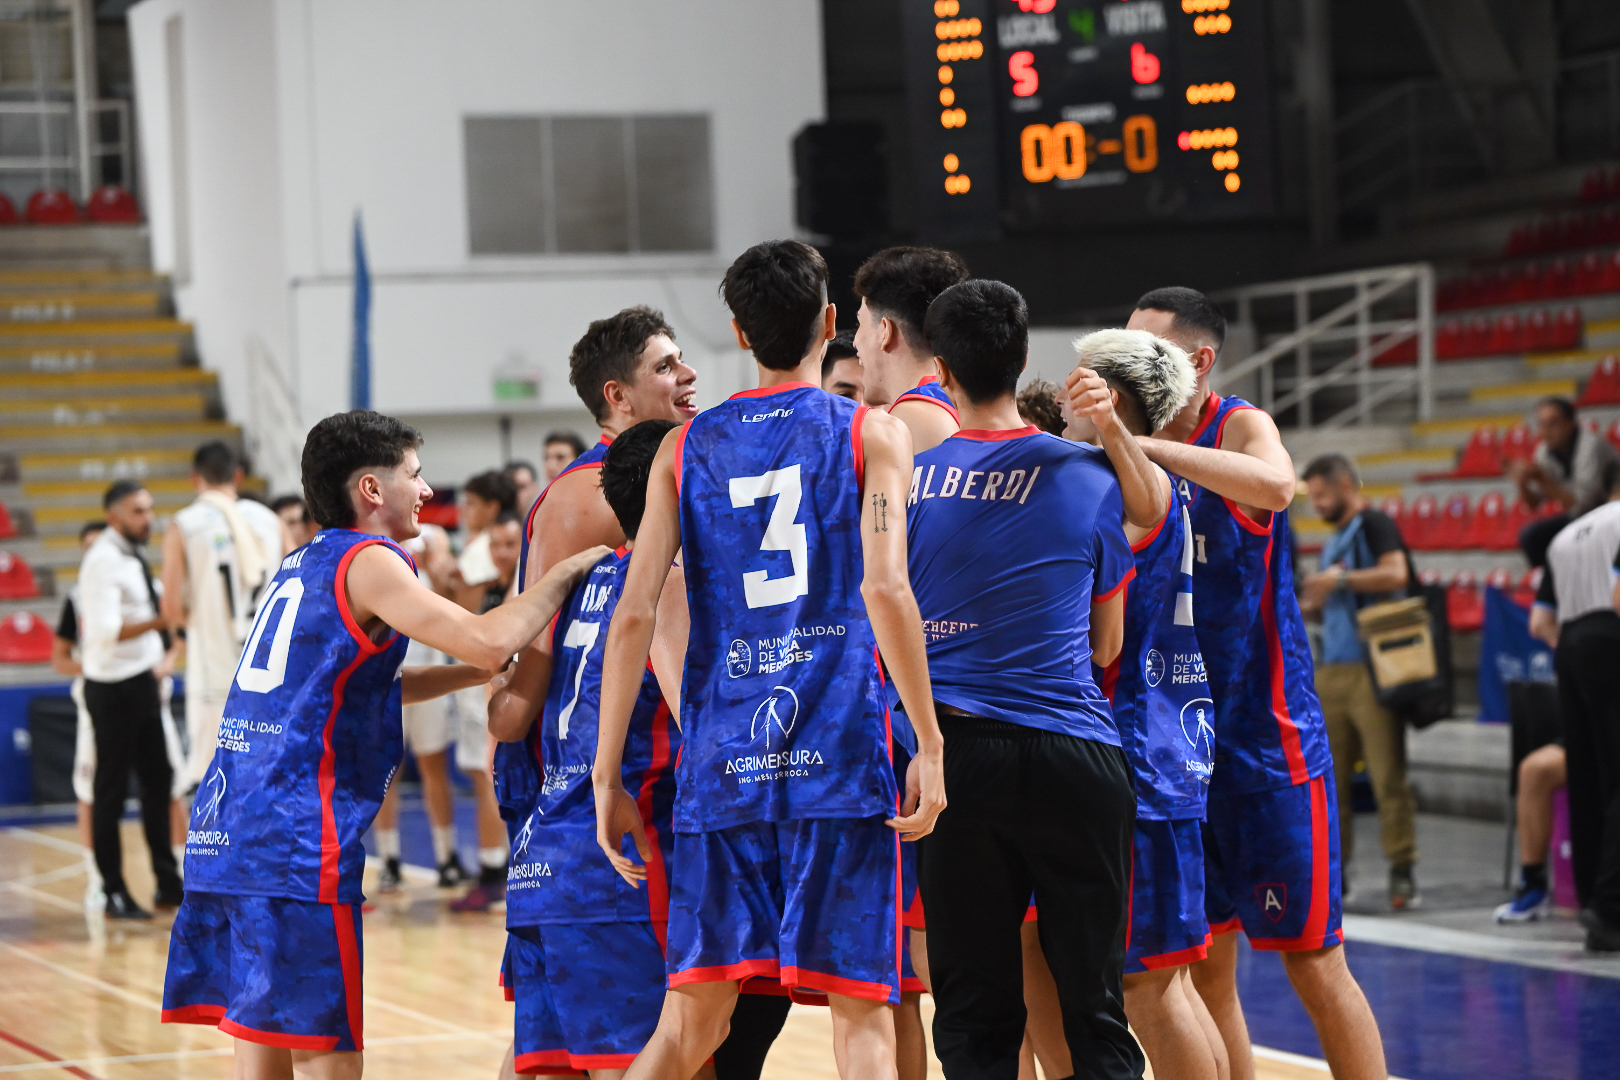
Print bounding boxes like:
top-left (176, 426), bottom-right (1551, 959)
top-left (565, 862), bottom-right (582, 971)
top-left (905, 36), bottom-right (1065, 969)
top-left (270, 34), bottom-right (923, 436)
top-left (872, 493), bottom-right (888, 533)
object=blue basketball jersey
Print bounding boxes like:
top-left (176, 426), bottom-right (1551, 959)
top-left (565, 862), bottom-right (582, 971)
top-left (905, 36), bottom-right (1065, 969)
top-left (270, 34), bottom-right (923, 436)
top-left (183, 529), bottom-right (414, 904)
top-left (890, 376), bottom-right (959, 423)
top-left (673, 382), bottom-right (895, 833)
top-left (507, 547), bottom-right (678, 926)
top-left (518, 433), bottom-right (613, 593)
top-left (1182, 394), bottom-right (1331, 794)
top-left (1101, 484), bottom-right (1214, 819)
top-left (905, 427), bottom-right (1133, 742)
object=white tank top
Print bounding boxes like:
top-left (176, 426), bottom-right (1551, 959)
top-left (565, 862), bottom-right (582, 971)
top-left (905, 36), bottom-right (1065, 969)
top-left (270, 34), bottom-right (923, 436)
top-left (176, 496), bottom-right (284, 699)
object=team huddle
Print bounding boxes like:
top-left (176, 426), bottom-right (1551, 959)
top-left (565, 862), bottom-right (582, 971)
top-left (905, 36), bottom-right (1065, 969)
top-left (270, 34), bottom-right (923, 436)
top-left (157, 242), bottom-right (1389, 1080)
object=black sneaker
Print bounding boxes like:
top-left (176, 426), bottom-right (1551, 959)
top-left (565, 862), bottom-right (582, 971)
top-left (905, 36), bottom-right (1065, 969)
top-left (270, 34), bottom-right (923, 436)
top-left (377, 856), bottom-right (403, 894)
top-left (1390, 864), bottom-right (1421, 910)
top-left (154, 884), bottom-right (185, 910)
top-left (1580, 908), bottom-right (1620, 953)
top-left (105, 890), bottom-right (153, 921)
top-left (438, 852), bottom-right (469, 888)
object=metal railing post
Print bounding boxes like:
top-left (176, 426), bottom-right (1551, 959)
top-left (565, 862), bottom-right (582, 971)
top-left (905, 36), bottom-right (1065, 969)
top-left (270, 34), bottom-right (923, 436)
top-left (1355, 276), bottom-right (1371, 425)
top-left (1417, 264), bottom-right (1435, 422)
top-left (69, 0), bottom-right (98, 200)
top-left (1295, 288), bottom-right (1312, 427)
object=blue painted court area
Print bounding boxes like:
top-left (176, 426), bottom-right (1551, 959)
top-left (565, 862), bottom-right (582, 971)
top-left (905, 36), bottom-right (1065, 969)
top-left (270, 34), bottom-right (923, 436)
top-left (1237, 937), bottom-right (1620, 1080)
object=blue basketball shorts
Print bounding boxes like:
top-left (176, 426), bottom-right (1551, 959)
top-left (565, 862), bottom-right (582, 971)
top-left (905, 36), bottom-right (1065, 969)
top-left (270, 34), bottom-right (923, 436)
top-left (162, 891), bottom-right (364, 1052)
top-left (507, 922), bottom-right (665, 1074)
top-left (1126, 817), bottom-right (1212, 973)
top-left (667, 815), bottom-right (902, 1004)
top-left (1203, 773), bottom-right (1345, 951)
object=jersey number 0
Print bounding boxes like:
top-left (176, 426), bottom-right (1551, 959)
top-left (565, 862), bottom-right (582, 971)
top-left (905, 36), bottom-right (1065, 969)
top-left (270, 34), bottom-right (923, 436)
top-left (729, 465), bottom-right (809, 610)
top-left (233, 577), bottom-right (306, 694)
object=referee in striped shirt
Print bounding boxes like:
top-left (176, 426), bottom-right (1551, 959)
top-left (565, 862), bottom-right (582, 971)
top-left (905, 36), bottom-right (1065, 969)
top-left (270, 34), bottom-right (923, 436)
top-left (1531, 460), bottom-right (1620, 953)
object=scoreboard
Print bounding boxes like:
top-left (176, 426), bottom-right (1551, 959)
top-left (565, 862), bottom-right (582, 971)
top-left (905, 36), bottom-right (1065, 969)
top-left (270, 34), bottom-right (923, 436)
top-left (902, 0), bottom-right (1275, 239)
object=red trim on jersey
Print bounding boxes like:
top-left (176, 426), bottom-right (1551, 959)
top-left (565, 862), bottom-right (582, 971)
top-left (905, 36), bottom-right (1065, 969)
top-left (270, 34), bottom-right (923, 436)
top-left (335, 538), bottom-right (405, 653)
top-left (1100, 577), bottom-right (1130, 704)
top-left (514, 1048), bottom-right (588, 1076)
top-left (1025, 905), bottom-right (1038, 922)
top-left (635, 700), bottom-right (676, 933)
top-left (1094, 564), bottom-right (1137, 604)
top-left (1246, 776), bottom-right (1340, 952)
top-left (218, 1016), bottom-right (340, 1051)
top-left (333, 903), bottom-right (365, 1049)
top-left (672, 422), bottom-right (690, 498)
top-left (1259, 534), bottom-right (1311, 786)
top-left (852, 405), bottom-right (870, 490)
top-left (1186, 393), bottom-right (1223, 445)
top-left (901, 976), bottom-right (928, 993)
top-left (523, 433), bottom-right (611, 547)
top-left (318, 650), bottom-right (371, 902)
top-left (890, 377), bottom-right (960, 422)
top-left (1210, 400), bottom-right (1273, 533)
top-left (1124, 838), bottom-right (1136, 954)
top-left (614, 544), bottom-right (631, 558)
top-left (1137, 932), bottom-right (1213, 970)
top-left (569, 1053), bottom-right (639, 1069)
top-left (669, 957), bottom-right (782, 987)
top-left (162, 1003), bottom-right (228, 1025)
top-left (952, 425), bottom-right (1041, 441)
top-left (904, 891), bottom-right (926, 929)
top-left (1209, 917), bottom-right (1244, 936)
top-left (780, 966), bottom-right (896, 1004)
top-left (729, 381), bottom-right (818, 400)
top-left (1131, 509), bottom-right (1170, 553)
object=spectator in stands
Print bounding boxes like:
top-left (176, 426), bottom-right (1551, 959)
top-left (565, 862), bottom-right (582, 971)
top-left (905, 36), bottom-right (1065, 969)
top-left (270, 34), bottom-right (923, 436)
top-left (503, 459), bottom-right (542, 518)
top-left (543, 431), bottom-right (588, 481)
top-left (1300, 454), bottom-right (1422, 909)
top-left (1496, 740), bottom-right (1567, 922)
top-left (270, 494), bottom-right (314, 549)
top-left (1512, 396), bottom-right (1620, 567)
top-left (452, 470), bottom-right (516, 610)
top-left (78, 480), bottom-right (186, 919)
top-left (821, 330), bottom-right (865, 400)
top-left (1528, 460), bottom-right (1620, 952)
top-left (1017, 378), bottom-right (1066, 436)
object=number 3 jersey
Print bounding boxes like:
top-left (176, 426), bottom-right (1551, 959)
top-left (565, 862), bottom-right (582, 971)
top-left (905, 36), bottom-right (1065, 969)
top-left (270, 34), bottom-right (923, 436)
top-left (506, 546), bottom-right (679, 926)
top-left (1100, 482), bottom-right (1214, 820)
top-left (183, 529), bottom-right (414, 904)
top-left (673, 382), bottom-right (896, 833)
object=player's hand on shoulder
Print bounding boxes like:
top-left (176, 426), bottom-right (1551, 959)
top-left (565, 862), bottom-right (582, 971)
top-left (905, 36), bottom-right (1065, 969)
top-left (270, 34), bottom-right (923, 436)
top-left (887, 743), bottom-right (946, 842)
top-left (544, 544), bottom-right (613, 589)
top-left (593, 783), bottom-right (652, 887)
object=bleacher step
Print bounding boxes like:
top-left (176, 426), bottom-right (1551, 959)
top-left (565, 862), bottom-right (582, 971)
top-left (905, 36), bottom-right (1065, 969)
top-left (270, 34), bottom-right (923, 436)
top-left (0, 420), bottom-right (240, 455)
top-left (0, 395), bottom-right (215, 426)
top-left (0, 291), bottom-right (165, 323)
top-left (13, 447), bottom-right (196, 483)
top-left (0, 342), bottom-right (187, 374)
top-left (0, 368), bottom-right (218, 401)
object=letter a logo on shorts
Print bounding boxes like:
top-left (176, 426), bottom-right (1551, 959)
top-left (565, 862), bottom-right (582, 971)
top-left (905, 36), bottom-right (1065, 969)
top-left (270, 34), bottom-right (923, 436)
top-left (1257, 883), bottom-right (1287, 923)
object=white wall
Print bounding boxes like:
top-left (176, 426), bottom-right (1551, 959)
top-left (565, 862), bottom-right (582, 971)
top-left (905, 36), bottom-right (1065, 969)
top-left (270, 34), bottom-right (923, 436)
top-left (128, 0), bottom-right (823, 490)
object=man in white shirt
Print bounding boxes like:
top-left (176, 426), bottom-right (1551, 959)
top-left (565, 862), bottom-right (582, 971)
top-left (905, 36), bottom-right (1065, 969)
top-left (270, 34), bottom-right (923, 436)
top-left (161, 441), bottom-right (289, 789)
top-left (79, 480), bottom-right (186, 919)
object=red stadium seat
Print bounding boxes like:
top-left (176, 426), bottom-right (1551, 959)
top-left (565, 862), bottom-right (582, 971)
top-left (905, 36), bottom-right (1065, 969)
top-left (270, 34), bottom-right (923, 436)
top-left (1464, 316), bottom-right (1492, 358)
top-left (1418, 568), bottom-right (1447, 589)
top-left (1514, 263), bottom-right (1543, 303)
top-left (85, 185), bottom-right (141, 223)
top-left (1554, 307), bottom-right (1583, 350)
top-left (1604, 252), bottom-right (1620, 293)
top-left (1489, 312), bottom-right (1524, 355)
top-left (1575, 252), bottom-right (1604, 295)
top-left (1484, 566), bottom-right (1515, 593)
top-left (1378, 494), bottom-right (1406, 528)
top-left (1432, 493), bottom-right (1474, 548)
top-left (1406, 493), bottom-right (1441, 550)
top-left (0, 611), bottom-right (51, 663)
top-left (1524, 309), bottom-right (1554, 352)
top-left (1468, 491), bottom-right (1511, 549)
top-left (1579, 357), bottom-right (1620, 407)
top-left (1608, 418), bottom-right (1620, 454)
top-left (25, 188), bottom-right (80, 224)
top-left (1371, 336), bottom-right (1417, 367)
top-left (1437, 279), bottom-right (1462, 312)
top-left (1502, 421), bottom-right (1540, 465)
top-left (0, 501), bottom-right (14, 539)
top-left (1447, 572), bottom-right (1485, 632)
top-left (1437, 321), bottom-right (1464, 359)
top-left (1548, 258), bottom-right (1574, 298)
top-left (0, 551), bottom-right (39, 599)
top-left (1514, 568), bottom-right (1543, 608)
top-left (1450, 425), bottom-right (1504, 478)
top-left (0, 192), bottom-right (16, 226)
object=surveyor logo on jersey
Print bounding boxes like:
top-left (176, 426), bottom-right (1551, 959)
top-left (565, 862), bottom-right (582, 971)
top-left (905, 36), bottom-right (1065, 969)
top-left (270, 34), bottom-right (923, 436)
top-left (1145, 649), bottom-right (1166, 687)
top-left (726, 639), bottom-right (752, 678)
top-left (750, 685), bottom-right (799, 747)
top-left (197, 766), bottom-right (227, 826)
top-left (1180, 698), bottom-right (1215, 756)
top-left (513, 811), bottom-right (537, 859)
top-left (1257, 883), bottom-right (1287, 922)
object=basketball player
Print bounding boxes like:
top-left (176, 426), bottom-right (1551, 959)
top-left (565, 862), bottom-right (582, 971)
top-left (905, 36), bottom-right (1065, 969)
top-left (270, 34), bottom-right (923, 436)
top-left (822, 330), bottom-right (865, 401)
top-left (1128, 287), bottom-right (1387, 1080)
top-left (1066, 329), bottom-right (1226, 1080)
top-left (905, 279), bottom-right (1142, 1080)
top-left (853, 245), bottom-right (969, 453)
top-left (594, 239), bottom-right (945, 1080)
top-left (161, 440), bottom-right (288, 789)
top-left (161, 410), bottom-right (604, 1080)
top-left (487, 420), bottom-right (697, 1077)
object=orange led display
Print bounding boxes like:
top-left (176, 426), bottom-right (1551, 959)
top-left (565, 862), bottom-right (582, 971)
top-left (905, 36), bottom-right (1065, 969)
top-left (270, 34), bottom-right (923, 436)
top-left (1186, 82), bottom-right (1235, 104)
top-left (1020, 122), bottom-right (1088, 183)
top-left (1181, 0), bottom-right (1229, 11)
top-left (936, 40), bottom-right (985, 61)
top-left (1195, 14), bottom-right (1232, 33)
top-left (1123, 114), bottom-right (1159, 172)
top-left (935, 18), bottom-right (982, 40)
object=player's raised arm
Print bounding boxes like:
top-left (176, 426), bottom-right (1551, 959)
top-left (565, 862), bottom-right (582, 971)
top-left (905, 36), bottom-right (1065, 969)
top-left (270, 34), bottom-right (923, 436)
top-left (648, 561), bottom-right (689, 729)
top-left (1067, 364), bottom-right (1169, 530)
top-left (593, 426), bottom-right (682, 883)
top-left (858, 408), bottom-right (946, 840)
top-left (485, 625), bottom-right (557, 741)
top-left (402, 663), bottom-right (500, 705)
top-left (1139, 406), bottom-right (1297, 513)
top-left (347, 541), bottom-right (607, 670)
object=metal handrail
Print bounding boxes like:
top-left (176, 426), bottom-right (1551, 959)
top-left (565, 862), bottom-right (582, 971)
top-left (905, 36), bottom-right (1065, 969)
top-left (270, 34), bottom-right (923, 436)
top-left (244, 335), bottom-right (304, 496)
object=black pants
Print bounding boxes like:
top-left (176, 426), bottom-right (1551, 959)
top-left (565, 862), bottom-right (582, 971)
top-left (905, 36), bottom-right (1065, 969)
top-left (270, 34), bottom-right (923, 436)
top-left (1520, 513), bottom-right (1571, 568)
top-left (713, 992), bottom-right (793, 1080)
top-left (1555, 611), bottom-right (1620, 925)
top-left (918, 714), bottom-right (1144, 1080)
top-left (83, 671), bottom-right (181, 899)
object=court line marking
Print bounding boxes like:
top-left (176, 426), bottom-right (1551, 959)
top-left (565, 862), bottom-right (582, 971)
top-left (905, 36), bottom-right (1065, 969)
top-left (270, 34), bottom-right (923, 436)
top-left (1344, 913), bottom-right (1620, 980)
top-left (1252, 1044), bottom-right (1413, 1080)
top-left (1, 863), bottom-right (88, 890)
top-left (0, 885), bottom-right (85, 914)
top-left (0, 942), bottom-right (163, 1010)
top-left (0, 1027), bottom-right (103, 1080)
top-left (2, 828), bottom-right (92, 857)
top-left (0, 1029), bottom-right (511, 1075)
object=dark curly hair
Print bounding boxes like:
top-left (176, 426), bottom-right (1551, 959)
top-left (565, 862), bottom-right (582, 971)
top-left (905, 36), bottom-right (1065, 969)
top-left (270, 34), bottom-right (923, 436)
top-left (721, 240), bottom-right (829, 372)
top-left (1016, 380), bottom-right (1065, 437)
top-left (599, 419), bottom-right (678, 539)
top-left (569, 306), bottom-right (677, 423)
top-left (301, 410), bottom-right (423, 529)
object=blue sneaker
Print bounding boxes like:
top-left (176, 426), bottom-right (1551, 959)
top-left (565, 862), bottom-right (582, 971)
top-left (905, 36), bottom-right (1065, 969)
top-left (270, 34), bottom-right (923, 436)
top-left (1495, 884), bottom-right (1550, 923)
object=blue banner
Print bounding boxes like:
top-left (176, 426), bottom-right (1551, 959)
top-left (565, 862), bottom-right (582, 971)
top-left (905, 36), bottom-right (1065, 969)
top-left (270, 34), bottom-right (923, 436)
top-left (1478, 586), bottom-right (1555, 723)
top-left (350, 213), bottom-right (371, 411)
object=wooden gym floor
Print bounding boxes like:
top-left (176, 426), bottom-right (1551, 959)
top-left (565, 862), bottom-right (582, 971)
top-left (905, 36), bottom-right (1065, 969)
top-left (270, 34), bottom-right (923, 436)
top-left (0, 823), bottom-right (1338, 1079)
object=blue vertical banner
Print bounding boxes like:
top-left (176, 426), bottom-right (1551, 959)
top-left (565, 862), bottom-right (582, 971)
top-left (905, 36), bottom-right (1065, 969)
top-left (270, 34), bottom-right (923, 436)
top-left (1478, 586), bottom-right (1556, 723)
top-left (350, 213), bottom-right (372, 411)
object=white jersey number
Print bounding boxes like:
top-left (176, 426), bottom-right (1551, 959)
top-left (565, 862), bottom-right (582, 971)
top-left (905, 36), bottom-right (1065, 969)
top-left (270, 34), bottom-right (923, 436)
top-left (729, 464), bottom-right (809, 610)
top-left (233, 577), bottom-right (306, 694)
top-left (555, 620), bottom-right (601, 740)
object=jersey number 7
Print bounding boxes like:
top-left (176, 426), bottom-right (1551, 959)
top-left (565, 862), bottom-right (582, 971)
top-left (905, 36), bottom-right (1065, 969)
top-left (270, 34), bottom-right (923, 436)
top-left (728, 465), bottom-right (809, 610)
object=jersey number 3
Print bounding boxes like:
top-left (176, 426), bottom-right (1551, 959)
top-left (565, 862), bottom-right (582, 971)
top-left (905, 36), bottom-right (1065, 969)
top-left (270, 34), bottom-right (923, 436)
top-left (234, 577), bottom-right (306, 694)
top-left (729, 464), bottom-right (809, 610)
